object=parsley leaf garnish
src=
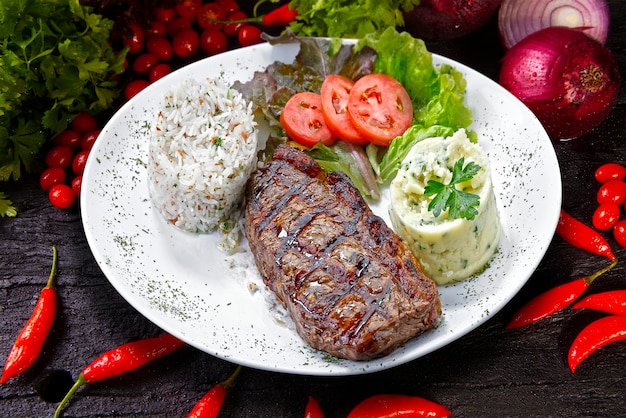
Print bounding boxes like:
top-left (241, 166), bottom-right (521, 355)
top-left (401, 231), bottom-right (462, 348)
top-left (424, 157), bottom-right (482, 220)
top-left (0, 192), bottom-right (17, 218)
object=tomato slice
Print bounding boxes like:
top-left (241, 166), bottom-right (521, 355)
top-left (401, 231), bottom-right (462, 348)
top-left (347, 74), bottom-right (413, 146)
top-left (320, 75), bottom-right (368, 145)
top-left (280, 92), bottom-right (336, 147)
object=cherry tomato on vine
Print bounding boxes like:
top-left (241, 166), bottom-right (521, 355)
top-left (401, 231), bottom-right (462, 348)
top-left (200, 27), bottom-right (228, 55)
top-left (614, 220), bottom-right (626, 248)
top-left (597, 180), bottom-right (626, 205)
top-left (223, 11), bottom-right (247, 37)
top-left (49, 184), bottom-right (76, 209)
top-left (124, 79), bottom-right (150, 100)
top-left (592, 203), bottom-right (620, 231)
top-left (72, 176), bottom-right (83, 198)
top-left (146, 36), bottom-right (173, 61)
top-left (281, 92), bottom-right (336, 147)
top-left (80, 130), bottom-right (101, 151)
top-left (72, 150), bottom-right (90, 175)
top-left (154, 7), bottom-right (177, 23)
top-left (70, 112), bottom-right (98, 133)
top-left (217, 0), bottom-right (239, 14)
top-left (132, 53), bottom-right (158, 75)
top-left (173, 28), bottom-right (200, 58)
top-left (167, 17), bottom-right (192, 37)
top-left (39, 167), bottom-right (66, 191)
top-left (123, 22), bottom-right (145, 54)
top-left (45, 146), bottom-right (74, 169)
top-left (238, 25), bottom-right (263, 47)
top-left (146, 20), bottom-right (167, 37)
top-left (595, 162), bottom-right (626, 183)
top-left (149, 63), bottom-right (171, 82)
top-left (175, 0), bottom-right (202, 21)
top-left (197, 3), bottom-right (226, 30)
top-left (53, 130), bottom-right (81, 148)
top-left (347, 73), bottom-right (413, 146)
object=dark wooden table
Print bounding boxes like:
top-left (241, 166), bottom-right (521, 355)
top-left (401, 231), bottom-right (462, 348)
top-left (2, 3), bottom-right (626, 417)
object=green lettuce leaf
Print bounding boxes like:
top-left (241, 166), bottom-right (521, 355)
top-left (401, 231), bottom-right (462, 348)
top-left (288, 0), bottom-right (421, 38)
top-left (358, 27), bottom-right (473, 132)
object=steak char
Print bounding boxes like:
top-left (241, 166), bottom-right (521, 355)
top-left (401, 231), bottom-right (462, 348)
top-left (244, 145), bottom-right (441, 361)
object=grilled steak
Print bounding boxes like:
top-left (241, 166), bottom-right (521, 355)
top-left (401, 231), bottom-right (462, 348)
top-left (244, 145), bottom-right (441, 361)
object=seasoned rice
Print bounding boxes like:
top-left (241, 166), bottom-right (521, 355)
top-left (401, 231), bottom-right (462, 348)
top-left (147, 77), bottom-right (259, 248)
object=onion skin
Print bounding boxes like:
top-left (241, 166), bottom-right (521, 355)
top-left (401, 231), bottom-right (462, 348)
top-left (499, 27), bottom-right (620, 140)
top-left (498, 0), bottom-right (610, 49)
top-left (403, 0), bottom-right (503, 41)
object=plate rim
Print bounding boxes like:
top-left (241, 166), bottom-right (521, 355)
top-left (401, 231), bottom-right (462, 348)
top-left (81, 39), bottom-right (562, 376)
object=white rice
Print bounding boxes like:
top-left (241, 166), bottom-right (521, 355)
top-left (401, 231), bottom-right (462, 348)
top-left (147, 77), bottom-right (259, 249)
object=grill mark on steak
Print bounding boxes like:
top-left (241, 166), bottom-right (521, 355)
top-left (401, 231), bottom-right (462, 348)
top-left (245, 144), bottom-right (441, 361)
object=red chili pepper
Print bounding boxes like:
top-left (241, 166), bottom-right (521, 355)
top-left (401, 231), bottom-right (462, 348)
top-left (568, 315), bottom-right (626, 372)
top-left (506, 259), bottom-right (617, 329)
top-left (556, 209), bottom-right (616, 260)
top-left (573, 290), bottom-right (626, 315)
top-left (260, 3), bottom-right (298, 27)
top-left (54, 333), bottom-right (184, 417)
top-left (1, 246), bottom-right (58, 384)
top-left (346, 394), bottom-right (451, 418)
top-left (304, 395), bottom-right (324, 418)
top-left (187, 365), bottom-right (242, 418)
top-left (212, 2), bottom-right (297, 27)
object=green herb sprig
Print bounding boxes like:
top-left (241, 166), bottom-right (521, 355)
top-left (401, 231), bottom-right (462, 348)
top-left (0, 0), bottom-right (127, 183)
top-left (424, 157), bottom-right (481, 220)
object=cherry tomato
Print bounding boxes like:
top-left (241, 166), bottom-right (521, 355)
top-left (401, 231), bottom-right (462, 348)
top-left (281, 92), bottom-right (336, 147)
top-left (72, 150), bottom-right (90, 175)
top-left (238, 25), bottom-right (263, 47)
top-left (200, 27), bottom-right (228, 55)
top-left (80, 130), bottom-right (101, 151)
top-left (167, 17), bottom-right (192, 37)
top-left (613, 220), bottom-right (626, 248)
top-left (132, 53), bottom-right (158, 75)
top-left (597, 180), bottom-right (626, 205)
top-left (175, 0), bottom-right (202, 21)
top-left (197, 3), bottom-right (226, 30)
top-left (49, 184), bottom-right (76, 209)
top-left (172, 28), bottom-right (200, 58)
top-left (155, 7), bottom-right (177, 23)
top-left (320, 75), bottom-right (368, 145)
top-left (123, 22), bottom-right (145, 54)
top-left (39, 167), bottom-right (66, 191)
top-left (223, 11), bottom-right (247, 37)
top-left (70, 112), bottom-right (98, 133)
top-left (45, 145), bottom-right (74, 169)
top-left (595, 163), bottom-right (626, 183)
top-left (124, 79), bottom-right (150, 100)
top-left (592, 203), bottom-right (621, 230)
top-left (146, 20), bottom-right (167, 37)
top-left (71, 175), bottom-right (83, 198)
top-left (146, 36), bottom-right (173, 61)
top-left (53, 129), bottom-right (81, 148)
top-left (217, 0), bottom-right (240, 14)
top-left (347, 73), bottom-right (413, 146)
top-left (149, 63), bottom-right (171, 82)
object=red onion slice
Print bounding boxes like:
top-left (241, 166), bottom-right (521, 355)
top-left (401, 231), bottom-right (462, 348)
top-left (498, 0), bottom-right (610, 49)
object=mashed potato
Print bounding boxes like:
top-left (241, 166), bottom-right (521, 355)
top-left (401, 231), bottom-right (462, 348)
top-left (389, 129), bottom-right (500, 285)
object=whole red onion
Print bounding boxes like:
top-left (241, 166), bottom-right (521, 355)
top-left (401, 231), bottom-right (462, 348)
top-left (499, 26), bottom-right (620, 140)
top-left (403, 0), bottom-right (503, 41)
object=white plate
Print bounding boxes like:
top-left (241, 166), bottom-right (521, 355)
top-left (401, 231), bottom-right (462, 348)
top-left (81, 40), bottom-right (561, 376)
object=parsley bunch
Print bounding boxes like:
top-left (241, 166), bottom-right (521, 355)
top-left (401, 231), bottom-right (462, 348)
top-left (0, 0), bottom-right (126, 182)
top-left (424, 157), bottom-right (481, 220)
